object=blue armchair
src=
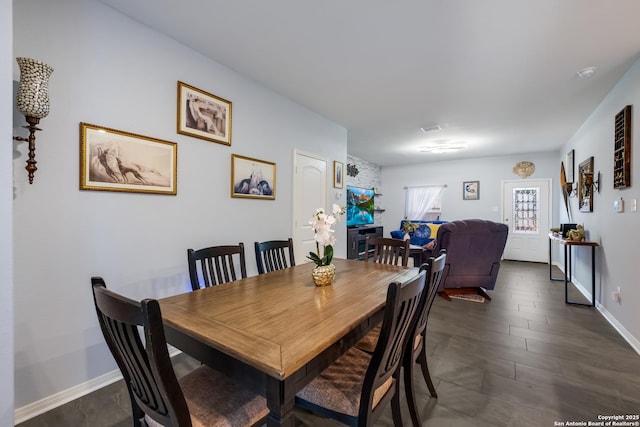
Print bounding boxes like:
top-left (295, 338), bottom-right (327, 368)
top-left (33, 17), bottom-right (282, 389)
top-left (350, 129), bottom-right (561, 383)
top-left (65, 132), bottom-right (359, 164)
top-left (390, 220), bottom-right (448, 247)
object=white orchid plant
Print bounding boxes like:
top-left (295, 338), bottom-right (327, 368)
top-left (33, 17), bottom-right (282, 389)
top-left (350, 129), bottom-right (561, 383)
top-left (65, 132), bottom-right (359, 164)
top-left (307, 204), bottom-right (346, 267)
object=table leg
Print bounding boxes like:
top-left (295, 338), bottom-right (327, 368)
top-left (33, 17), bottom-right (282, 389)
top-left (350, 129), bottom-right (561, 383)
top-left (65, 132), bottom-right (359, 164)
top-left (564, 245), bottom-right (569, 303)
top-left (591, 246), bottom-right (596, 307)
top-left (549, 237), bottom-right (564, 282)
top-left (265, 377), bottom-right (295, 426)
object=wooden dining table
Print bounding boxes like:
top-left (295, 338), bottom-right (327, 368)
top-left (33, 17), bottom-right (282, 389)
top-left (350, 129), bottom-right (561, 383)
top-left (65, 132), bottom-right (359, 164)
top-left (158, 257), bottom-right (418, 426)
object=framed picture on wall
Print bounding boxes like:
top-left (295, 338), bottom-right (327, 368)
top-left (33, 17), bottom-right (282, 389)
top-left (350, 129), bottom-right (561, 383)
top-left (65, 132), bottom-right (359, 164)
top-left (566, 149), bottom-right (575, 183)
top-left (231, 154), bottom-right (276, 200)
top-left (333, 161), bottom-right (344, 188)
top-left (79, 122), bottom-right (177, 195)
top-left (463, 181), bottom-right (479, 200)
top-left (177, 81), bottom-right (232, 145)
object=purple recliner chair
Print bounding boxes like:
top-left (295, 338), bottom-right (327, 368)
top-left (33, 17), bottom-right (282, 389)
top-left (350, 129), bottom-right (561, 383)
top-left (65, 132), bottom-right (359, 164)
top-left (423, 219), bottom-right (508, 301)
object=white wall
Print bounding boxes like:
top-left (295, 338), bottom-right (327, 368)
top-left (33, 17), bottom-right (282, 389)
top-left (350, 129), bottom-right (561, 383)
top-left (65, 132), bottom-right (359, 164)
top-left (13, 0), bottom-right (346, 410)
top-left (1, 0), bottom-right (15, 425)
top-left (561, 57), bottom-right (640, 347)
top-left (381, 151), bottom-right (559, 232)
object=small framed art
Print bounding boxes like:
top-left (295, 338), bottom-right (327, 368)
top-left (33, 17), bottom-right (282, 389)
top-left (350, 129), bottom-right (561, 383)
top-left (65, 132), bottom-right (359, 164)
top-left (177, 81), bottom-right (232, 145)
top-left (463, 181), bottom-right (479, 200)
top-left (79, 122), bottom-right (177, 195)
top-left (231, 154), bottom-right (276, 200)
top-left (334, 161), bottom-right (344, 188)
top-left (566, 149), bottom-right (575, 183)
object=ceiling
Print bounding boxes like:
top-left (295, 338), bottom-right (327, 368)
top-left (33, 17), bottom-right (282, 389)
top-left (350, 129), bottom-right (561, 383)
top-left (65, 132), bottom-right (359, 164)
top-left (100, 0), bottom-right (640, 166)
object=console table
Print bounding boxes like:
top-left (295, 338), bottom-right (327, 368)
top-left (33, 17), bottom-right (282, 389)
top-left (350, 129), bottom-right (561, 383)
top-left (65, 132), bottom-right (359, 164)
top-left (548, 233), bottom-right (599, 307)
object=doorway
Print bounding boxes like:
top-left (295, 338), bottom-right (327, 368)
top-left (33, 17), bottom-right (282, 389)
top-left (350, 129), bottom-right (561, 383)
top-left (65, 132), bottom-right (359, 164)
top-left (292, 150), bottom-right (328, 263)
top-left (501, 179), bottom-right (552, 262)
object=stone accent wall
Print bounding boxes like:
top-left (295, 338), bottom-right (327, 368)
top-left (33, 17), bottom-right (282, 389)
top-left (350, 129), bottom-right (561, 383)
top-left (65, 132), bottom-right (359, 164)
top-left (345, 155), bottom-right (383, 226)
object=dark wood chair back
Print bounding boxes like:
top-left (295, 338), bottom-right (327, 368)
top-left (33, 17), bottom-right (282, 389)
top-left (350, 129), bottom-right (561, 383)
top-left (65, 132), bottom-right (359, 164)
top-left (91, 277), bottom-right (189, 427)
top-left (187, 243), bottom-right (247, 291)
top-left (360, 269), bottom-right (426, 423)
top-left (364, 236), bottom-right (410, 266)
top-left (404, 249), bottom-right (447, 426)
top-left (254, 238), bottom-right (295, 274)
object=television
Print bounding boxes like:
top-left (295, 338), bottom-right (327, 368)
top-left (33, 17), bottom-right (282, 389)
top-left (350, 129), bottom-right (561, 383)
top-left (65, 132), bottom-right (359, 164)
top-left (346, 185), bottom-right (375, 227)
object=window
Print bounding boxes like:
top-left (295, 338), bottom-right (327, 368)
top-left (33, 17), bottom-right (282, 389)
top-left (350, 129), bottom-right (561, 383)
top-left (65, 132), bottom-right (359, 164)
top-left (404, 185), bottom-right (446, 220)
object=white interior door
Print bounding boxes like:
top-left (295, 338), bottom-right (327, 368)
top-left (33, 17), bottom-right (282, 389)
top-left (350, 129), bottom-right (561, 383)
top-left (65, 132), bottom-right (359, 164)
top-left (502, 179), bottom-right (551, 262)
top-left (292, 151), bottom-right (327, 264)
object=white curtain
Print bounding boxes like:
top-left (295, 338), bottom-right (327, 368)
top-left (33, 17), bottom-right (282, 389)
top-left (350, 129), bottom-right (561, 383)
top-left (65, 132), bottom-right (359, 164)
top-left (405, 185), bottom-right (445, 219)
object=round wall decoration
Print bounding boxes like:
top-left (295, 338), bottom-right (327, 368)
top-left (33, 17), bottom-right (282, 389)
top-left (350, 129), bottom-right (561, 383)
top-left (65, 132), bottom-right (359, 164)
top-left (513, 161), bottom-right (535, 178)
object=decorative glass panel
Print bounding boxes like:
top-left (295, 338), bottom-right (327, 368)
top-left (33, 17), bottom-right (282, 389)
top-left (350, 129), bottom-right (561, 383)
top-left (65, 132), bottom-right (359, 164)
top-left (512, 187), bottom-right (539, 233)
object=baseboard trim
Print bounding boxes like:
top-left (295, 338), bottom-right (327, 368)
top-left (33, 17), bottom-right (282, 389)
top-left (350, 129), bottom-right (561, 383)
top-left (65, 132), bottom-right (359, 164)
top-left (14, 347), bottom-right (182, 425)
top-left (14, 370), bottom-right (123, 425)
top-left (553, 260), bottom-right (640, 356)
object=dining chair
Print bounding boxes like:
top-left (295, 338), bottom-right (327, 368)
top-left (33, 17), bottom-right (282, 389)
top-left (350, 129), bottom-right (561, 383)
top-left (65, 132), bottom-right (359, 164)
top-left (254, 238), bottom-right (295, 274)
top-left (187, 243), bottom-right (247, 291)
top-left (90, 277), bottom-right (269, 427)
top-left (294, 269), bottom-right (427, 427)
top-left (403, 250), bottom-right (447, 427)
top-left (363, 236), bottom-right (409, 267)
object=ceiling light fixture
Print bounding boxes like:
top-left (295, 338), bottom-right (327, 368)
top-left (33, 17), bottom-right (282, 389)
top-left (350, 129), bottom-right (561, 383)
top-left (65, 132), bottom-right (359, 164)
top-left (418, 141), bottom-right (466, 154)
top-left (577, 66), bottom-right (596, 79)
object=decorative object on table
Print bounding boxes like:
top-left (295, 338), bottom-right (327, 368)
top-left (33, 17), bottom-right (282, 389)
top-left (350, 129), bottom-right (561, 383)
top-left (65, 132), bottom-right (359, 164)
top-left (230, 154), bottom-right (276, 200)
top-left (307, 204), bottom-right (345, 286)
top-left (567, 224), bottom-right (585, 241)
top-left (578, 156), bottom-right (595, 212)
top-left (512, 161), bottom-right (535, 178)
top-left (13, 57), bottom-right (54, 184)
top-left (177, 81), bottom-right (232, 145)
top-left (462, 180), bottom-right (479, 200)
top-left (333, 161), bottom-right (343, 188)
top-left (402, 220), bottom-right (419, 240)
top-left (79, 123), bottom-right (177, 195)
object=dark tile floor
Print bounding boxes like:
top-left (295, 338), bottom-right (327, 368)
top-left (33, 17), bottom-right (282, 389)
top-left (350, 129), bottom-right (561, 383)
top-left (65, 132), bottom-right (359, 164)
top-left (17, 261), bottom-right (640, 426)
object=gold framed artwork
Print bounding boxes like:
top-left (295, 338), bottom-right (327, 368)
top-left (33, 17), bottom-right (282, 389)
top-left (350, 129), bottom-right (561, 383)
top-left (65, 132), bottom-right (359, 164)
top-left (463, 181), bottom-right (479, 200)
top-left (231, 154), bottom-right (276, 200)
top-left (177, 81), bottom-right (232, 145)
top-left (80, 122), bottom-right (177, 195)
top-left (333, 161), bottom-right (344, 188)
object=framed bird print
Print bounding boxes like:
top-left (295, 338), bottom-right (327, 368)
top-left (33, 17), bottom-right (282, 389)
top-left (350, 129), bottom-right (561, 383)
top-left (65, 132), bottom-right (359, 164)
top-left (79, 122), bottom-right (177, 195)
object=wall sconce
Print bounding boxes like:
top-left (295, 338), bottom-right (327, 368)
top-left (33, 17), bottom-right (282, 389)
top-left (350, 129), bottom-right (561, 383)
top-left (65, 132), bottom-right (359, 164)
top-left (564, 182), bottom-right (577, 198)
top-left (583, 171), bottom-right (600, 193)
top-left (13, 57), bottom-right (54, 184)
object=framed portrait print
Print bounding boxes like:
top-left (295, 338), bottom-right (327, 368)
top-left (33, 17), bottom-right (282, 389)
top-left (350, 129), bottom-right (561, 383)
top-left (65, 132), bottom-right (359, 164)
top-left (334, 161), bottom-right (344, 188)
top-left (80, 122), bottom-right (177, 195)
top-left (566, 149), bottom-right (575, 183)
top-left (463, 181), bottom-right (479, 200)
top-left (578, 156), bottom-right (594, 212)
top-left (177, 81), bottom-right (232, 145)
top-left (231, 154), bottom-right (276, 200)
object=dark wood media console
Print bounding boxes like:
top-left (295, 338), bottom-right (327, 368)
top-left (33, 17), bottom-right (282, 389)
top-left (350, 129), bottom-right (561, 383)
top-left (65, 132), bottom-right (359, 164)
top-left (347, 225), bottom-right (383, 260)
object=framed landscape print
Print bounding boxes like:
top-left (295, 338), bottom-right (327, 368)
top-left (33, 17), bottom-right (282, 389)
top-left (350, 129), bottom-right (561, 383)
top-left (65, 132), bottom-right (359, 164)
top-left (334, 161), bottom-right (344, 188)
top-left (80, 123), bottom-right (177, 195)
top-left (463, 181), bottom-right (479, 200)
top-left (231, 154), bottom-right (276, 200)
top-left (177, 81), bottom-right (232, 145)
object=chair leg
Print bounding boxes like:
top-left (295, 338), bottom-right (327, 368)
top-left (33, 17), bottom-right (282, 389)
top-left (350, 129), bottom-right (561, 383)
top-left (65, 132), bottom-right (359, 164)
top-left (404, 358), bottom-right (422, 427)
top-left (391, 386), bottom-right (404, 427)
top-left (417, 348), bottom-right (438, 398)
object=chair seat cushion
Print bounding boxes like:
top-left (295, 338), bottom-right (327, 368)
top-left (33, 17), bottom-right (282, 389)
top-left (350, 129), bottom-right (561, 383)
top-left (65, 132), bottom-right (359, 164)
top-left (355, 323), bottom-right (381, 353)
top-left (145, 365), bottom-right (269, 427)
top-left (295, 347), bottom-right (393, 417)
